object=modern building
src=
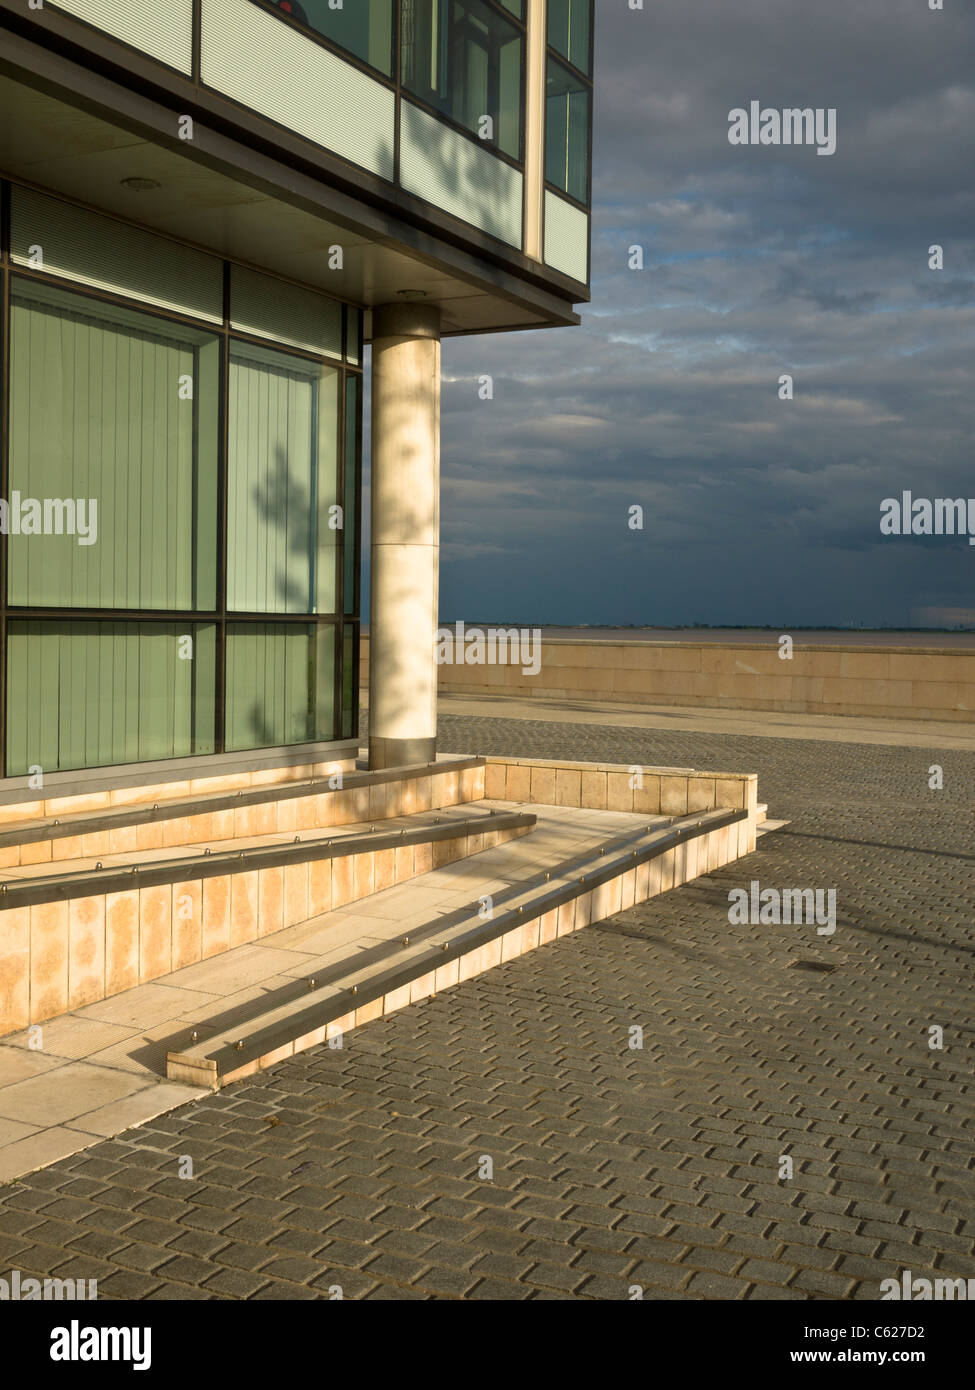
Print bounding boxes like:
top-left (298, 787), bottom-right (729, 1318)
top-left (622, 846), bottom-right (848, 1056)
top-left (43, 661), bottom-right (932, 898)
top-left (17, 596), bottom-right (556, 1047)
top-left (0, 0), bottom-right (593, 785)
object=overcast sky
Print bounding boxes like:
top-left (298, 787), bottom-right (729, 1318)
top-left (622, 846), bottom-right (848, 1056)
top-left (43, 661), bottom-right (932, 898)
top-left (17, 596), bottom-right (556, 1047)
top-left (389, 0), bottom-right (975, 630)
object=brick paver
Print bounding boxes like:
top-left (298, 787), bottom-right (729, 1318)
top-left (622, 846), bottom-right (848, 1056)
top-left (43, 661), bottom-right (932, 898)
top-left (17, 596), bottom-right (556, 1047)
top-left (0, 715), bottom-right (971, 1299)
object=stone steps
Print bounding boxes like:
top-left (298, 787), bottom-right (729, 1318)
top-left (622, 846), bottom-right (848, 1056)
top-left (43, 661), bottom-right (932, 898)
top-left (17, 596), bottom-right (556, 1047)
top-left (0, 756), bottom-right (486, 871)
top-left (0, 804), bottom-right (534, 1033)
top-left (166, 805), bottom-right (747, 1089)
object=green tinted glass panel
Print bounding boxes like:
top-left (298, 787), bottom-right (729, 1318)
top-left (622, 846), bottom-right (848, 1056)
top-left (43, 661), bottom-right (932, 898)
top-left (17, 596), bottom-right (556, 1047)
top-left (7, 280), bottom-right (219, 610)
top-left (546, 56), bottom-right (590, 203)
top-left (10, 185), bottom-right (222, 321)
top-left (227, 340), bottom-right (340, 615)
top-left (260, 0), bottom-right (393, 75)
top-left (343, 374), bottom-right (359, 616)
top-left (401, 0), bottom-right (523, 159)
top-left (230, 264), bottom-right (342, 359)
top-left (225, 622), bottom-right (335, 750)
top-left (498, 0), bottom-right (522, 17)
top-left (547, 0), bottom-right (590, 74)
top-left (6, 621), bottom-right (217, 774)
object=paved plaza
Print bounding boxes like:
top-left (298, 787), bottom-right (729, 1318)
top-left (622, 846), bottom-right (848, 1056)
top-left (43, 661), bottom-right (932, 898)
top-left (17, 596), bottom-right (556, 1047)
top-left (0, 713), bottom-right (971, 1300)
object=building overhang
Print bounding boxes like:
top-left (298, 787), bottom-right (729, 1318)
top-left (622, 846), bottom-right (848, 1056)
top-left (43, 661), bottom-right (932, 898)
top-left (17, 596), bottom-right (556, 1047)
top-left (0, 8), bottom-right (585, 338)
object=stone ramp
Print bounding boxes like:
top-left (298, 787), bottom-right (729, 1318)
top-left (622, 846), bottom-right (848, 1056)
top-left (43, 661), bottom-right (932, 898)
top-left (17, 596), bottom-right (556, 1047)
top-left (0, 751), bottom-right (761, 1181)
top-left (166, 804), bottom-right (747, 1089)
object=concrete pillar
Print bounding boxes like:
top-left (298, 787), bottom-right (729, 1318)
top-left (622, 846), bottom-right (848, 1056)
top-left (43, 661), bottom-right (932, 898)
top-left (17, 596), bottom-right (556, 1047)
top-left (368, 302), bottom-right (441, 770)
top-left (524, 0), bottom-right (547, 262)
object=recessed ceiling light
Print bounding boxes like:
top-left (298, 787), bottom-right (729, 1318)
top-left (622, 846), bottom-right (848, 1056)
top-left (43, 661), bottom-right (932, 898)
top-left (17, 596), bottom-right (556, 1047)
top-left (120, 177), bottom-right (161, 192)
top-left (396, 289), bottom-right (428, 300)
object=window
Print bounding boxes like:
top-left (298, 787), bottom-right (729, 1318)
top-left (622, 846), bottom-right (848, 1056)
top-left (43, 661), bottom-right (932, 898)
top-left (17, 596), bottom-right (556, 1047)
top-left (227, 340), bottom-right (340, 615)
top-left (230, 263), bottom-right (341, 359)
top-left (2, 186), bottom-right (361, 773)
top-left (225, 622), bottom-right (335, 750)
top-left (6, 621), bottom-right (217, 773)
top-left (546, 55), bottom-right (590, 203)
top-left (259, 0), bottom-right (393, 75)
top-left (547, 0), bottom-right (590, 75)
top-left (401, 0), bottom-right (524, 160)
top-left (7, 280), bottom-right (220, 611)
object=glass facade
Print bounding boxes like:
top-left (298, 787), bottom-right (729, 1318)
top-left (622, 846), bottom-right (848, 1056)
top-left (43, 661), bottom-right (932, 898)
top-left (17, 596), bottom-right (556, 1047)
top-left (6, 621), bottom-right (218, 775)
top-left (260, 0), bottom-right (394, 75)
top-left (0, 184), bottom-right (361, 776)
top-left (244, 1), bottom-right (595, 239)
top-left (401, 0), bottom-right (524, 160)
top-left (226, 340), bottom-right (340, 615)
top-left (545, 54), bottom-right (590, 205)
top-left (225, 622), bottom-right (335, 751)
top-left (547, 0), bottom-right (590, 75)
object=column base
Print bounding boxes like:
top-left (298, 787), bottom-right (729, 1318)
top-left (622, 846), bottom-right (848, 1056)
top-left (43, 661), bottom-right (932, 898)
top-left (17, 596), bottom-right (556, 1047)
top-left (368, 735), bottom-right (437, 771)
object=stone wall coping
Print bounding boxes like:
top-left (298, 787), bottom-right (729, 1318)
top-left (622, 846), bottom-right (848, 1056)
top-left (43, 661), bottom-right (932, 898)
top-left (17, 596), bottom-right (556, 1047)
top-left (360, 634), bottom-right (973, 658)
top-left (509, 638), bottom-right (974, 657)
top-left (482, 755), bottom-right (755, 781)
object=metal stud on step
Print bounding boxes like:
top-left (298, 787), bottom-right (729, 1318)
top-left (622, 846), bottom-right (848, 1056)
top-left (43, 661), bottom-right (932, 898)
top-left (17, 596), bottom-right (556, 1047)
top-left (234, 1040), bottom-right (243, 1051)
top-left (191, 1030), bottom-right (199, 1042)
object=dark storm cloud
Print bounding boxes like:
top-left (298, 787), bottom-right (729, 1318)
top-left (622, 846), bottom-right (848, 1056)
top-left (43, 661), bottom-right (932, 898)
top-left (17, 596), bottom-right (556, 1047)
top-left (435, 0), bottom-right (975, 626)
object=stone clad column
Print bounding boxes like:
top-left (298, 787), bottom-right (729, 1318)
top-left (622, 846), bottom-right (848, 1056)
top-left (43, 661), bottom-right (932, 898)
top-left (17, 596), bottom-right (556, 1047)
top-left (368, 302), bottom-right (441, 770)
top-left (524, 0), bottom-right (547, 262)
